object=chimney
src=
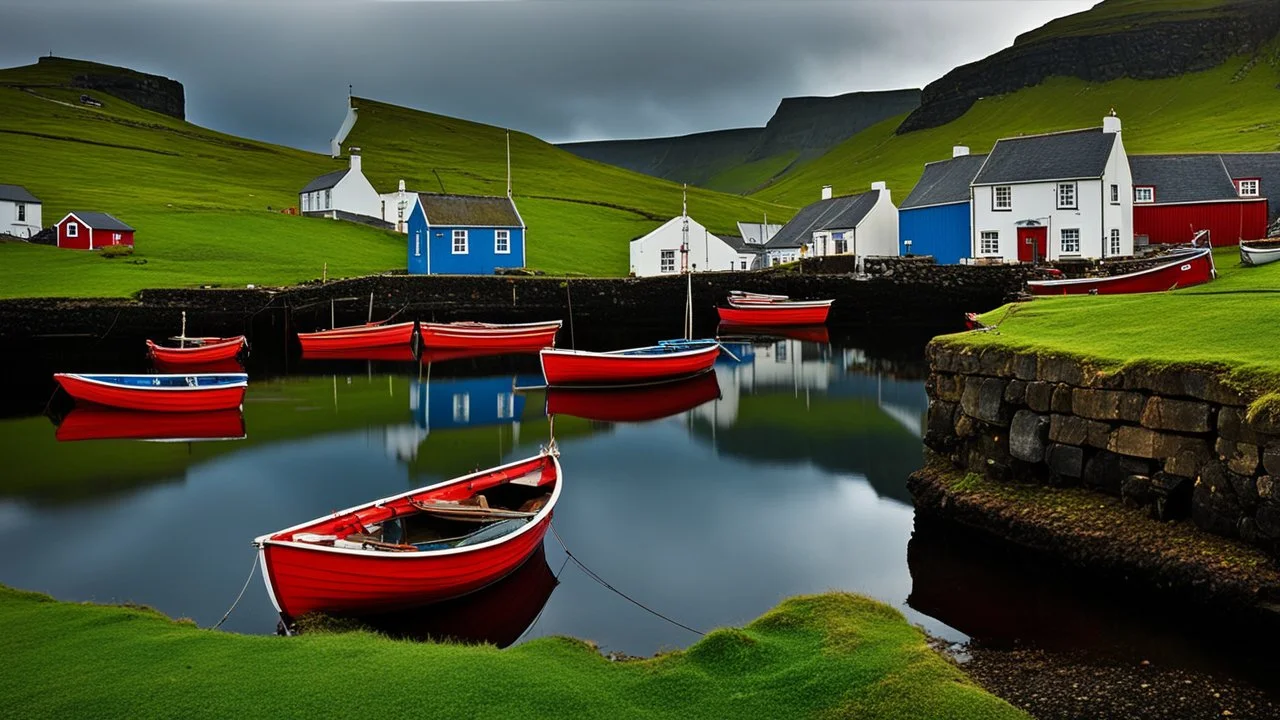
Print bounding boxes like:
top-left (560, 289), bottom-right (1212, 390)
top-left (953, 145), bottom-right (970, 158)
top-left (871, 181), bottom-right (890, 202)
top-left (1102, 109), bottom-right (1121, 134)
top-left (397, 179), bottom-right (405, 192)
top-left (821, 185), bottom-right (833, 200)
top-left (349, 146), bottom-right (362, 172)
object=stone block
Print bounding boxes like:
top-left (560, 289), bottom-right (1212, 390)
top-left (1264, 444), bottom-right (1280, 477)
top-left (1192, 461), bottom-right (1244, 538)
top-left (1012, 353), bottom-right (1038, 381)
top-left (954, 413), bottom-right (978, 439)
top-left (1121, 474), bottom-right (1154, 508)
top-left (1051, 384), bottom-right (1073, 414)
top-left (978, 347), bottom-right (1014, 377)
top-left (933, 374), bottom-right (962, 403)
top-left (1048, 414), bottom-right (1110, 448)
top-left (1218, 407), bottom-right (1259, 445)
top-left (960, 377), bottom-right (981, 418)
top-left (1140, 396), bottom-right (1212, 433)
top-left (1025, 382), bottom-right (1052, 412)
top-left (1004, 379), bottom-right (1028, 406)
top-left (1150, 472), bottom-right (1193, 521)
top-left (1216, 437), bottom-right (1259, 476)
top-left (925, 401), bottom-right (958, 451)
top-left (1164, 448), bottom-right (1208, 478)
top-left (1072, 388), bottom-right (1146, 422)
top-left (1038, 355), bottom-right (1085, 385)
top-left (1009, 410), bottom-right (1050, 463)
top-left (1083, 450), bottom-right (1149, 496)
top-left (1260, 475), bottom-right (1276, 500)
top-left (1107, 426), bottom-right (1163, 459)
top-left (931, 345), bottom-right (958, 374)
top-left (1046, 443), bottom-right (1085, 480)
top-left (974, 377), bottom-right (1012, 426)
top-left (1232, 474), bottom-right (1260, 514)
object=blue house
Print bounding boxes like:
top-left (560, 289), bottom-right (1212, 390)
top-left (407, 193), bottom-right (526, 274)
top-left (898, 149), bottom-right (986, 264)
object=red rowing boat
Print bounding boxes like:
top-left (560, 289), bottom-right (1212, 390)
top-left (539, 341), bottom-right (720, 386)
top-left (55, 407), bottom-right (246, 442)
top-left (545, 369), bottom-right (721, 422)
top-left (146, 336), bottom-right (247, 366)
top-left (1026, 248), bottom-right (1216, 295)
top-left (297, 321), bottom-right (417, 353)
top-left (54, 373), bottom-right (248, 412)
top-left (420, 320), bottom-right (561, 350)
top-left (255, 451), bottom-right (561, 620)
top-left (717, 298), bottom-right (833, 326)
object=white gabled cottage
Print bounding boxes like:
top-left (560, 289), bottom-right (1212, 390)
top-left (970, 113), bottom-right (1133, 263)
top-left (763, 183), bottom-right (899, 266)
top-left (630, 214), bottom-right (747, 276)
top-left (298, 148), bottom-right (382, 222)
top-left (0, 184), bottom-right (42, 239)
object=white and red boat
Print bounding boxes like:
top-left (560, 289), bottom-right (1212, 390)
top-left (255, 451), bottom-right (561, 620)
top-left (539, 340), bottom-right (720, 386)
top-left (717, 296), bottom-right (834, 326)
top-left (297, 321), bottom-right (417, 354)
top-left (419, 320), bottom-right (561, 351)
top-left (1026, 247), bottom-right (1216, 296)
top-left (146, 336), bottom-right (247, 366)
top-left (53, 373), bottom-right (248, 412)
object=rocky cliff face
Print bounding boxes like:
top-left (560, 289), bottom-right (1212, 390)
top-left (899, 0), bottom-right (1280, 134)
top-left (38, 56), bottom-right (185, 120)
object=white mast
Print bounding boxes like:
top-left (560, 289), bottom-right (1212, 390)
top-left (506, 130), bottom-right (512, 198)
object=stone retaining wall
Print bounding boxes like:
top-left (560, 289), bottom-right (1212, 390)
top-left (924, 341), bottom-right (1280, 557)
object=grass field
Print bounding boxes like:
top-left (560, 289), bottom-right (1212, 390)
top-left (0, 586), bottom-right (1026, 720)
top-left (0, 58), bottom-right (791, 296)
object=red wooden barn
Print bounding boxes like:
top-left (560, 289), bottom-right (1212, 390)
top-left (55, 211), bottom-right (135, 250)
top-left (1130, 154), bottom-right (1269, 247)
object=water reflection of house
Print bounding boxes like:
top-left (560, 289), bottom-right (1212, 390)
top-left (381, 374), bottom-right (542, 462)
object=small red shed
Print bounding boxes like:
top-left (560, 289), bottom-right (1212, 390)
top-left (56, 211), bottom-right (135, 250)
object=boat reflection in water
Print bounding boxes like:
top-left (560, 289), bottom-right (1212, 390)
top-left (543, 370), bottom-right (721, 422)
top-left (716, 324), bottom-right (830, 345)
top-left (54, 407), bottom-right (247, 443)
top-left (298, 543), bottom-right (559, 648)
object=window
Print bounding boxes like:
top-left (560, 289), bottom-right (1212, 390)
top-left (1238, 179), bottom-right (1260, 198)
top-left (1110, 184), bottom-right (1119, 204)
top-left (1109, 228), bottom-right (1121, 256)
top-left (497, 392), bottom-right (514, 419)
top-left (452, 393), bottom-right (470, 423)
top-left (660, 249), bottom-right (676, 273)
top-left (1060, 228), bottom-right (1080, 254)
top-left (775, 342), bottom-right (787, 362)
top-left (452, 229), bottom-right (468, 254)
top-left (112, 232), bottom-right (121, 243)
top-left (740, 260), bottom-right (747, 270)
top-left (495, 229), bottom-right (510, 254)
top-left (16, 203), bottom-right (25, 222)
top-left (413, 231), bottom-right (422, 257)
top-left (1135, 186), bottom-right (1154, 203)
top-left (323, 189), bottom-right (331, 209)
top-left (66, 222), bottom-right (78, 238)
top-left (993, 186), bottom-right (1012, 210)
top-left (302, 194), bottom-right (310, 212)
top-left (1057, 182), bottom-right (1077, 209)
top-left (980, 231), bottom-right (999, 255)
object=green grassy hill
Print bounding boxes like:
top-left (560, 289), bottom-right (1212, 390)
top-left (0, 58), bottom-right (790, 298)
top-left (751, 53), bottom-right (1280, 207)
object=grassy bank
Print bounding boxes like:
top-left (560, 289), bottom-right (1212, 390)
top-left (0, 586), bottom-right (1025, 719)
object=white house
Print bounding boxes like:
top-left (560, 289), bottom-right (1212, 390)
top-left (0, 184), bottom-right (41, 239)
top-left (298, 148), bottom-right (382, 222)
top-left (378, 179), bottom-right (421, 234)
top-left (763, 183), bottom-right (899, 266)
top-left (630, 214), bottom-right (750, 276)
top-left (970, 112), bottom-right (1133, 263)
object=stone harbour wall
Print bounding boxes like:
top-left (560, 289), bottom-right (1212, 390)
top-left (924, 341), bottom-right (1280, 557)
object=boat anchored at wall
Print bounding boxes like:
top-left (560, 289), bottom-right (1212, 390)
top-left (146, 313), bottom-right (247, 367)
top-left (1026, 247), bottom-right (1216, 295)
top-left (717, 291), bottom-right (834, 326)
top-left (418, 320), bottom-right (562, 351)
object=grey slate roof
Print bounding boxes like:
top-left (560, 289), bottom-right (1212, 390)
top-left (972, 128), bottom-right (1117, 185)
top-left (1220, 153), bottom-right (1280, 223)
top-left (418, 193), bottom-right (523, 227)
top-left (766, 190), bottom-right (879, 249)
top-left (69, 211), bottom-right (133, 231)
top-left (0, 184), bottom-right (40, 204)
top-left (735, 221), bottom-right (783, 245)
top-left (300, 169), bottom-right (349, 193)
top-left (720, 235), bottom-right (764, 254)
top-left (1129, 155), bottom-right (1239, 204)
top-left (900, 154), bottom-right (987, 209)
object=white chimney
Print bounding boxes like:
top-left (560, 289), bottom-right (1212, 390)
top-left (1102, 109), bottom-right (1121, 134)
top-left (821, 185), bottom-right (833, 200)
top-left (953, 145), bottom-right (970, 158)
top-left (871, 181), bottom-right (887, 191)
top-left (349, 147), bottom-right (362, 172)
top-left (398, 179), bottom-right (405, 192)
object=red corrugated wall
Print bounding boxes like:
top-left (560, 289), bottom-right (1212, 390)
top-left (1135, 201), bottom-right (1268, 246)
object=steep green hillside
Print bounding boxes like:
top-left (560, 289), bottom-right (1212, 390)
top-left (0, 58), bottom-right (790, 298)
top-left (753, 54), bottom-right (1280, 207)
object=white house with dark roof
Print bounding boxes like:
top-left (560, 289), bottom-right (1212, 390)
top-left (0, 184), bottom-right (41, 239)
top-left (378, 179), bottom-right (421, 234)
top-left (971, 113), bottom-right (1133, 263)
top-left (630, 214), bottom-right (754, 276)
top-left (763, 183), bottom-right (898, 266)
top-left (298, 149), bottom-right (381, 222)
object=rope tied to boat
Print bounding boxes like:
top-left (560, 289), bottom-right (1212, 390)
top-left (549, 522), bottom-right (704, 637)
top-left (211, 553), bottom-right (260, 630)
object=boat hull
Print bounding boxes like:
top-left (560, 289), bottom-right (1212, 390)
top-left (419, 321), bottom-right (561, 350)
top-left (146, 336), bottom-right (246, 365)
top-left (1027, 249), bottom-right (1215, 295)
top-left (545, 370), bottom-right (721, 422)
top-left (717, 301), bottom-right (832, 326)
top-left (297, 322), bottom-right (417, 352)
top-left (54, 374), bottom-right (247, 412)
top-left (1240, 244), bottom-right (1280, 267)
top-left (539, 343), bottom-right (720, 386)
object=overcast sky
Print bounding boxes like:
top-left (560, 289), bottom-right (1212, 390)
top-left (0, 0), bottom-right (1096, 152)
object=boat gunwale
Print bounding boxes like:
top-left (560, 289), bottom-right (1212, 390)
top-left (55, 373), bottom-right (249, 391)
top-left (146, 336), bottom-right (247, 353)
top-left (297, 321), bottom-right (417, 338)
top-left (724, 298), bottom-right (833, 310)
top-left (539, 342), bottom-right (720, 361)
top-left (420, 320), bottom-right (563, 332)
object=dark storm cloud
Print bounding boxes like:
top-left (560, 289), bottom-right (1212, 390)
top-left (0, 0), bottom-right (1094, 152)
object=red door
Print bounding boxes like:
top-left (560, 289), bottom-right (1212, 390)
top-left (1017, 227), bottom-right (1048, 263)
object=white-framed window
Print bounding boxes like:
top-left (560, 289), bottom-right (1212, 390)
top-left (1238, 179), bottom-right (1260, 198)
top-left (1060, 228), bottom-right (1080, 254)
top-left (495, 229), bottom-right (510, 254)
top-left (302, 194), bottom-right (310, 212)
top-left (980, 231), bottom-right (999, 255)
top-left (993, 186), bottom-right (1012, 210)
top-left (740, 260), bottom-right (747, 270)
top-left (16, 203), bottom-right (25, 222)
top-left (1110, 184), bottom-right (1119, 204)
top-left (496, 392), bottom-right (514, 419)
top-left (1057, 182), bottom-right (1077, 209)
top-left (452, 229), bottom-right (468, 254)
top-left (413, 231), bottom-right (422, 258)
top-left (775, 341), bottom-right (787, 362)
top-left (323, 189), bottom-right (331, 209)
top-left (1109, 228), bottom-right (1121, 256)
top-left (1135, 186), bottom-right (1154, 203)
top-left (660, 249), bottom-right (675, 273)
top-left (66, 222), bottom-right (79, 238)
top-left (452, 393), bottom-right (470, 423)
top-left (112, 232), bottom-right (121, 243)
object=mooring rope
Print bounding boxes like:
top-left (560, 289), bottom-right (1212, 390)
top-left (549, 522), bottom-right (704, 636)
top-left (212, 553), bottom-right (259, 630)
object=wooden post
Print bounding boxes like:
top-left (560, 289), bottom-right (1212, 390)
top-left (180, 311), bottom-right (187, 348)
top-left (330, 299), bottom-right (335, 330)
top-left (367, 291), bottom-right (374, 323)
top-left (322, 262), bottom-right (328, 283)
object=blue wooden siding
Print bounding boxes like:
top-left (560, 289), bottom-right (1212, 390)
top-left (406, 203), bottom-right (525, 275)
top-left (898, 202), bottom-right (971, 265)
